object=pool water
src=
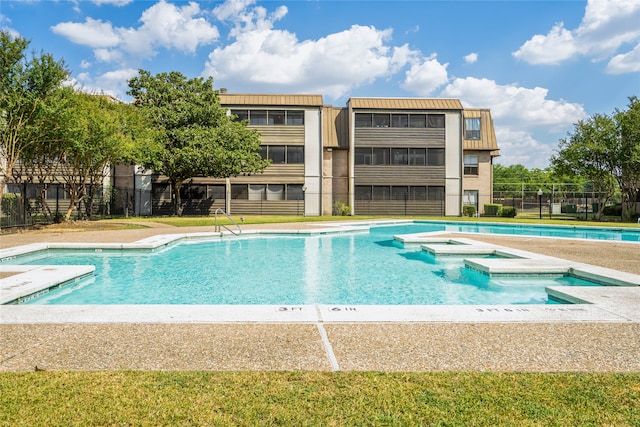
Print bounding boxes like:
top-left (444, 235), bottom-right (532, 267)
top-left (427, 221), bottom-right (640, 242)
top-left (19, 224), bottom-right (599, 305)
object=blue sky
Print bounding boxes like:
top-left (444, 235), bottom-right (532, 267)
top-left (2, 0), bottom-right (639, 169)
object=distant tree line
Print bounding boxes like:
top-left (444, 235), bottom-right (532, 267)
top-left (0, 31), bottom-right (267, 221)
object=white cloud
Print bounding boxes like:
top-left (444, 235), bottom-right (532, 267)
top-left (0, 14), bottom-right (20, 38)
top-left (513, 0), bottom-right (640, 71)
top-left (441, 77), bottom-right (587, 131)
top-left (401, 55), bottom-right (449, 96)
top-left (80, 60), bottom-right (92, 69)
top-left (51, 0), bottom-right (219, 66)
top-left (493, 128), bottom-right (555, 169)
top-left (203, 1), bottom-right (418, 99)
top-left (606, 42), bottom-right (640, 74)
top-left (92, 0), bottom-right (134, 5)
top-left (464, 52), bottom-right (478, 64)
top-left (75, 67), bottom-right (138, 98)
top-left (52, 17), bottom-right (121, 48)
top-left (513, 22), bottom-right (576, 64)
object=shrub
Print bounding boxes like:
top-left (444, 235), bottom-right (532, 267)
top-left (462, 205), bottom-right (476, 217)
top-left (498, 206), bottom-right (517, 218)
top-left (602, 204), bottom-right (622, 216)
top-left (333, 201), bottom-right (351, 216)
top-left (484, 203), bottom-right (502, 216)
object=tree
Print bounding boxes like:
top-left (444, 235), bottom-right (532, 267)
top-left (551, 114), bottom-right (618, 220)
top-left (56, 92), bottom-right (139, 220)
top-left (614, 96), bottom-right (640, 218)
top-left (0, 31), bottom-right (69, 210)
top-left (127, 70), bottom-right (269, 215)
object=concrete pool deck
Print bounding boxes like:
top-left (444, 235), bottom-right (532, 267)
top-left (1, 220), bottom-right (640, 372)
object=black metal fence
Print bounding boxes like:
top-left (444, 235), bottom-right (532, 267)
top-left (0, 183), bottom-right (623, 230)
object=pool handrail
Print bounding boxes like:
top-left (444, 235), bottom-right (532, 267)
top-left (214, 208), bottom-right (242, 235)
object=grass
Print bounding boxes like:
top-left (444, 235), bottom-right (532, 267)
top-left (1, 372), bottom-right (639, 426)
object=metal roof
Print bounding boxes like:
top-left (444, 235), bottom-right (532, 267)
top-left (323, 106), bottom-right (349, 148)
top-left (463, 109), bottom-right (499, 152)
top-left (348, 97), bottom-right (463, 110)
top-left (219, 93), bottom-right (323, 107)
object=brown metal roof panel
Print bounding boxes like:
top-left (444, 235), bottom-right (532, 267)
top-left (349, 97), bottom-right (463, 110)
top-left (220, 94), bottom-right (323, 107)
top-left (463, 109), bottom-right (499, 150)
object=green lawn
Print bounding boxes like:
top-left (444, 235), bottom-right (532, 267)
top-left (1, 372), bottom-right (639, 426)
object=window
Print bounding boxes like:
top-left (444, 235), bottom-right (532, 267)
top-left (372, 148), bottom-right (390, 165)
top-left (268, 110), bottom-right (285, 125)
top-left (409, 114), bottom-right (426, 128)
top-left (287, 184), bottom-right (304, 200)
top-left (286, 110), bottom-right (304, 125)
top-left (231, 184), bottom-right (248, 199)
top-left (464, 190), bottom-right (478, 206)
top-left (249, 110), bottom-right (267, 125)
top-left (409, 148), bottom-right (426, 166)
top-left (355, 186), bottom-right (372, 200)
top-left (391, 186), bottom-right (409, 200)
top-left (428, 186), bottom-right (445, 201)
top-left (259, 145), bottom-right (268, 160)
top-left (391, 148), bottom-right (408, 165)
top-left (465, 118), bottom-right (481, 139)
top-left (267, 184), bottom-right (284, 200)
top-left (355, 113), bottom-right (372, 127)
top-left (287, 146), bottom-right (304, 164)
top-left (373, 113), bottom-right (390, 127)
top-left (268, 145), bottom-right (286, 163)
top-left (428, 114), bottom-right (445, 128)
top-left (180, 185), bottom-right (205, 200)
top-left (427, 148), bottom-right (445, 166)
top-left (391, 114), bottom-right (408, 128)
top-left (207, 185), bottom-right (225, 200)
top-left (410, 186), bottom-right (427, 201)
top-left (152, 183), bottom-right (170, 200)
top-left (249, 184), bottom-right (266, 200)
top-left (355, 147), bottom-right (372, 165)
top-left (372, 186), bottom-right (390, 201)
top-left (230, 109), bottom-right (248, 122)
top-left (46, 184), bottom-right (64, 200)
top-left (464, 154), bottom-right (479, 175)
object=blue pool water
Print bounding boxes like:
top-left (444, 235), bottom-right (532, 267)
top-left (422, 220), bottom-right (640, 242)
top-left (16, 223), bottom-right (606, 306)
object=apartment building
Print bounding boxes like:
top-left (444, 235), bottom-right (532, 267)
top-left (4, 94), bottom-right (499, 218)
top-left (134, 94), bottom-right (499, 217)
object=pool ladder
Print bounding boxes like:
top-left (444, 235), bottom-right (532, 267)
top-left (214, 208), bottom-right (242, 235)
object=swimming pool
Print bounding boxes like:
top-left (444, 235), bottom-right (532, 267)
top-left (11, 223), bottom-right (607, 306)
top-left (420, 220), bottom-right (640, 241)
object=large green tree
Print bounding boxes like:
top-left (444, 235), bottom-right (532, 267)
top-left (56, 91), bottom-right (138, 220)
top-left (551, 113), bottom-right (618, 220)
top-left (0, 31), bottom-right (69, 209)
top-left (613, 96), bottom-right (640, 217)
top-left (127, 70), bottom-right (269, 215)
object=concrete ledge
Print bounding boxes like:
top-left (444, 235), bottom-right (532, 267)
top-left (0, 302), bottom-right (634, 324)
top-left (0, 265), bottom-right (95, 305)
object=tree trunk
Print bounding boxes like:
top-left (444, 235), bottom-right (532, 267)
top-left (171, 179), bottom-right (184, 216)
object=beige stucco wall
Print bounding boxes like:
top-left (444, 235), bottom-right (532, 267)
top-left (462, 150), bottom-right (493, 213)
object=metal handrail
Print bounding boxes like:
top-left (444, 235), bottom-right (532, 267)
top-left (214, 208), bottom-right (242, 235)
